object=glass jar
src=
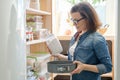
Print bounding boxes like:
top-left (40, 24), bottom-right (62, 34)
top-left (30, 0), bottom-right (40, 10)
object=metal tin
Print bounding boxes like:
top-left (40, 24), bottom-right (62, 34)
top-left (47, 61), bottom-right (76, 73)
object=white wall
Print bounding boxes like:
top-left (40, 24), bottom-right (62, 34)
top-left (114, 0), bottom-right (120, 80)
top-left (105, 0), bottom-right (115, 36)
top-left (0, 0), bottom-right (26, 80)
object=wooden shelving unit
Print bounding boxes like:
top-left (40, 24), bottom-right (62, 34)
top-left (26, 0), bottom-right (52, 53)
top-left (26, 0), bottom-right (52, 80)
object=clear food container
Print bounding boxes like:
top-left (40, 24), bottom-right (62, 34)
top-left (30, 0), bottom-right (40, 10)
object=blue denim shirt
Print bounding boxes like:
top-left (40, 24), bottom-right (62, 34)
top-left (68, 31), bottom-right (112, 80)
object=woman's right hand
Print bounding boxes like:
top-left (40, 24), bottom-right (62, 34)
top-left (51, 54), bottom-right (59, 58)
top-left (52, 54), bottom-right (68, 60)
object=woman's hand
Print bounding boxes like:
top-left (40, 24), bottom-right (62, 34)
top-left (51, 54), bottom-right (60, 59)
top-left (71, 61), bottom-right (85, 74)
top-left (52, 54), bottom-right (68, 60)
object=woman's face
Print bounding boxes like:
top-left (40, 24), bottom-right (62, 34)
top-left (71, 12), bottom-right (86, 32)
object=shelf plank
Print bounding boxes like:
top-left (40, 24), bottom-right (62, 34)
top-left (101, 72), bottom-right (112, 78)
top-left (48, 72), bottom-right (112, 80)
top-left (48, 73), bottom-right (70, 80)
top-left (26, 39), bottom-right (46, 45)
top-left (48, 73), bottom-right (57, 80)
top-left (27, 53), bottom-right (51, 60)
top-left (26, 8), bottom-right (51, 16)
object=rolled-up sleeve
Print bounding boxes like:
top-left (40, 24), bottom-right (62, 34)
top-left (67, 51), bottom-right (72, 61)
top-left (93, 36), bottom-right (112, 74)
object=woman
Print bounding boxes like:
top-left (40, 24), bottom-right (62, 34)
top-left (54, 2), bottom-right (112, 80)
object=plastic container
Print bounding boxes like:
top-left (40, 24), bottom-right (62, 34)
top-left (33, 31), bottom-right (40, 40)
top-left (46, 34), bottom-right (63, 55)
top-left (35, 22), bottom-right (43, 31)
top-left (39, 29), bottom-right (50, 39)
top-left (27, 22), bottom-right (43, 31)
top-left (26, 0), bottom-right (30, 9)
top-left (34, 16), bottom-right (42, 22)
top-left (30, 0), bottom-right (40, 10)
top-left (26, 27), bottom-right (33, 41)
top-left (26, 15), bottom-right (43, 22)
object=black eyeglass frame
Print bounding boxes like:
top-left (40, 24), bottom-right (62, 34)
top-left (71, 17), bottom-right (85, 24)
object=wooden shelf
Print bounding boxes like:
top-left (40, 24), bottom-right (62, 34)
top-left (48, 72), bottom-right (112, 80)
top-left (26, 8), bottom-right (51, 16)
top-left (26, 39), bottom-right (46, 45)
top-left (48, 73), bottom-right (70, 80)
top-left (27, 53), bottom-right (51, 60)
top-left (48, 74), bottom-right (57, 80)
top-left (101, 72), bottom-right (112, 78)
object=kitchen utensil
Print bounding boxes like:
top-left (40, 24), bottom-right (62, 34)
top-left (47, 61), bottom-right (76, 73)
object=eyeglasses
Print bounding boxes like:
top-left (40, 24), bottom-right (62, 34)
top-left (71, 17), bottom-right (85, 25)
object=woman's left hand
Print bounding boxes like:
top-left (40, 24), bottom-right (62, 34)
top-left (71, 61), bottom-right (85, 74)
